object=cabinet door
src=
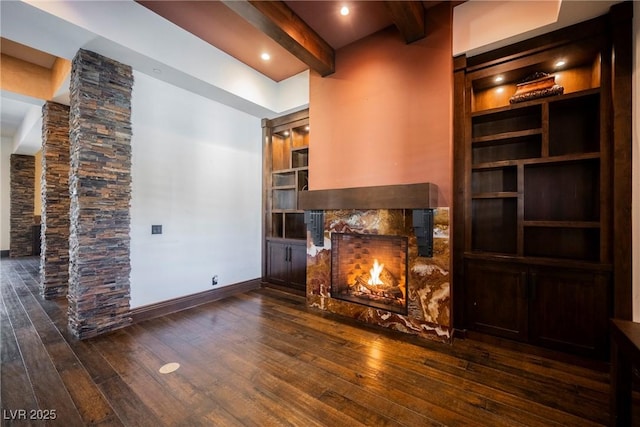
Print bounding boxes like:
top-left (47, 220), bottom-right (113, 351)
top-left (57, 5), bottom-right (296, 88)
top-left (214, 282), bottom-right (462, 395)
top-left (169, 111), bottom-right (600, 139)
top-left (266, 241), bottom-right (288, 285)
top-left (288, 242), bottom-right (307, 291)
top-left (529, 268), bottom-right (610, 358)
top-left (465, 260), bottom-right (528, 341)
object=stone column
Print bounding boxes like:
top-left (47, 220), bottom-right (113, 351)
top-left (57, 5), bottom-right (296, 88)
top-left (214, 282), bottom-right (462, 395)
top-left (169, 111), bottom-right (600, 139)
top-left (10, 154), bottom-right (35, 257)
top-left (40, 101), bottom-right (71, 299)
top-left (68, 49), bottom-right (133, 339)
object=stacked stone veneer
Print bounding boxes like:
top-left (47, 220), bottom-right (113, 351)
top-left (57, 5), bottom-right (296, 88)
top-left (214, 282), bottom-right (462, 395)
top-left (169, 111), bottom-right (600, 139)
top-left (40, 102), bottom-right (71, 299)
top-left (68, 49), bottom-right (133, 339)
top-left (10, 155), bottom-right (35, 257)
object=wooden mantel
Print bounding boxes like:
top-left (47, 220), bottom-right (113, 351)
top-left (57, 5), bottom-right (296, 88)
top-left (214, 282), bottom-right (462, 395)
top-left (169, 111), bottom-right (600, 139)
top-left (298, 183), bottom-right (438, 210)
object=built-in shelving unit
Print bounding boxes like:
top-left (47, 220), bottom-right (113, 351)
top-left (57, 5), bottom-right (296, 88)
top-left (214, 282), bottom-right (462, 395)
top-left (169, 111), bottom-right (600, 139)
top-left (270, 124), bottom-right (308, 240)
top-left (453, 4), bottom-right (633, 359)
top-left (262, 110), bottom-right (309, 293)
top-left (469, 89), bottom-right (602, 262)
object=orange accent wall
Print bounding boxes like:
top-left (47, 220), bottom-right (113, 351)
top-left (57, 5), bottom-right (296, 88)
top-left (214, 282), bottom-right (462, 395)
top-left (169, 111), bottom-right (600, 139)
top-left (309, 3), bottom-right (453, 206)
top-left (51, 57), bottom-right (72, 95)
top-left (0, 54), bottom-right (71, 101)
top-left (0, 54), bottom-right (51, 100)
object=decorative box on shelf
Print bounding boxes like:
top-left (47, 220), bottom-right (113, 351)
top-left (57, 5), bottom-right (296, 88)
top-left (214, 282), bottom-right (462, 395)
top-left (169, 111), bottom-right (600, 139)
top-left (509, 72), bottom-right (564, 104)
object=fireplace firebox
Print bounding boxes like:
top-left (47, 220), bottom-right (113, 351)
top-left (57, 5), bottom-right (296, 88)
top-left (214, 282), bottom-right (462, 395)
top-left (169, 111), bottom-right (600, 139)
top-left (331, 233), bottom-right (408, 314)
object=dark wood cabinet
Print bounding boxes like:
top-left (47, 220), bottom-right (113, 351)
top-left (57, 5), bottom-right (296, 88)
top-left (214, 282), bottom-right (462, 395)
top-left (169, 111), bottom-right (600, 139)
top-left (266, 240), bottom-right (306, 292)
top-left (453, 4), bottom-right (633, 359)
top-left (266, 240), bottom-right (288, 286)
top-left (465, 260), bottom-right (528, 341)
top-left (263, 110), bottom-right (309, 293)
top-left (288, 241), bottom-right (307, 289)
top-left (529, 267), bottom-right (609, 357)
top-left (466, 258), bottom-right (610, 358)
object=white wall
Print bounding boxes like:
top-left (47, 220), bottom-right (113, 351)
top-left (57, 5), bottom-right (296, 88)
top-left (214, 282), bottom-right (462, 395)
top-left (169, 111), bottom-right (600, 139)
top-left (0, 137), bottom-right (12, 252)
top-left (633, 4), bottom-right (639, 322)
top-left (130, 72), bottom-right (262, 308)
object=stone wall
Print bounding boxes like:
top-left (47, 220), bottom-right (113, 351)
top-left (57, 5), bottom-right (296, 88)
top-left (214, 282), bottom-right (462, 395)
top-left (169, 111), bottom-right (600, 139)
top-left (68, 49), bottom-right (133, 339)
top-left (40, 101), bottom-right (70, 299)
top-left (10, 154), bottom-right (35, 257)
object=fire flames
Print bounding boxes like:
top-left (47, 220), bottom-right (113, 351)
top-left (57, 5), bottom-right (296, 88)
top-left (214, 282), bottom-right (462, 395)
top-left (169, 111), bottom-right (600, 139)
top-left (368, 259), bottom-right (385, 285)
top-left (330, 233), bottom-right (408, 314)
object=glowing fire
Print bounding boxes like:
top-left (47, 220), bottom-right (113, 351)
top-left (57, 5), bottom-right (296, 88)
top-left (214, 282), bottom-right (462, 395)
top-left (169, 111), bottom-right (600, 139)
top-left (368, 259), bottom-right (385, 285)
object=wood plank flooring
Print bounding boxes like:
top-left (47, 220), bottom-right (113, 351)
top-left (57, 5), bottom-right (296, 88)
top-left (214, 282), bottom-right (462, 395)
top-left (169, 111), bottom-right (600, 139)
top-left (1, 257), bottom-right (610, 426)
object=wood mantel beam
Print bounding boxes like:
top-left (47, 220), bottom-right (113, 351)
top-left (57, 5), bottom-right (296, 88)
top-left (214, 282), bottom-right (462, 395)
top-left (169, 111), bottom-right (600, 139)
top-left (222, 0), bottom-right (335, 77)
top-left (298, 183), bottom-right (439, 210)
top-left (384, 1), bottom-right (426, 44)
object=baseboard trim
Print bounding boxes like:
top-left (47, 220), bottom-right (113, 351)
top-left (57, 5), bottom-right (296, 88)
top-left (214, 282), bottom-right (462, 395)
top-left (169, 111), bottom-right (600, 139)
top-left (130, 278), bottom-right (261, 324)
top-left (452, 328), bottom-right (468, 340)
top-left (261, 281), bottom-right (306, 297)
top-left (0, 250), bottom-right (9, 258)
top-left (463, 330), bottom-right (609, 371)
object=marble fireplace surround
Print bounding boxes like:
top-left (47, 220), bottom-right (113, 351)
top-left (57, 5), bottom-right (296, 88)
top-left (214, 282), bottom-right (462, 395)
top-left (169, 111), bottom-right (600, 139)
top-left (299, 183), bottom-right (452, 342)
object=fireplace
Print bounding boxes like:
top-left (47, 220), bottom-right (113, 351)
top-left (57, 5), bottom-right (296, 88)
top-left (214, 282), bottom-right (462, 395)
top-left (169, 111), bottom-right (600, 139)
top-left (331, 233), bottom-right (408, 314)
top-left (301, 183), bottom-right (450, 342)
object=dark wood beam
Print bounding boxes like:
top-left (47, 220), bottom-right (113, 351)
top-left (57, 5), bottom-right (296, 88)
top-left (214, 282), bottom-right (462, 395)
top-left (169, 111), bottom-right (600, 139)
top-left (384, 1), bottom-right (426, 44)
top-left (221, 0), bottom-right (335, 77)
top-left (298, 183), bottom-right (439, 210)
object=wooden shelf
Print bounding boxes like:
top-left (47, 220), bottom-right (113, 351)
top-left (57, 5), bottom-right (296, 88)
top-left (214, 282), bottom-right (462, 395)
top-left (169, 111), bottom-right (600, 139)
top-left (271, 209), bottom-right (305, 214)
top-left (471, 87), bottom-right (601, 117)
top-left (523, 220), bottom-right (600, 228)
top-left (472, 153), bottom-right (600, 170)
top-left (291, 147), bottom-right (308, 169)
top-left (472, 105), bottom-right (541, 138)
top-left (272, 166), bottom-right (309, 174)
top-left (472, 160), bottom-right (521, 169)
top-left (522, 152), bottom-right (600, 165)
top-left (463, 251), bottom-right (612, 271)
top-left (472, 192), bottom-right (518, 199)
top-left (472, 128), bottom-right (542, 144)
top-left (472, 136), bottom-right (541, 165)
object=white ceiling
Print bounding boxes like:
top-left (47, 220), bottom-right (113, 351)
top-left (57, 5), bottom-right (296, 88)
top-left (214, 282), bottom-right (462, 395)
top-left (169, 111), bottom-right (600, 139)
top-left (0, 96), bottom-right (36, 139)
top-left (0, 0), bottom-right (625, 156)
top-left (1, 0), bottom-right (312, 155)
top-left (0, 91), bottom-right (44, 155)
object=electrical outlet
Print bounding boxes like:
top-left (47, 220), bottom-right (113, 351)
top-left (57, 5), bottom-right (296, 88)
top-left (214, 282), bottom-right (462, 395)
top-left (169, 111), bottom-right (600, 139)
top-left (212, 275), bottom-right (218, 286)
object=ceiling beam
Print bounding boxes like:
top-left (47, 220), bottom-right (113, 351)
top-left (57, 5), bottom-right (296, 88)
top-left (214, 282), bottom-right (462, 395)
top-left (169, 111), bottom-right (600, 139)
top-left (384, 1), bottom-right (426, 44)
top-left (1, 54), bottom-right (51, 100)
top-left (222, 0), bottom-right (335, 77)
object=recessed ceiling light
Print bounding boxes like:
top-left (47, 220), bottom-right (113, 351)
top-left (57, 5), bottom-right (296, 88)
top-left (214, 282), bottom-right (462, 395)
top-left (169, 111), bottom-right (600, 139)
top-left (261, 52), bottom-right (271, 61)
top-left (496, 87), bottom-right (504, 93)
top-left (555, 60), bottom-right (566, 68)
top-left (494, 75), bottom-right (504, 83)
top-left (340, 5), bottom-right (349, 16)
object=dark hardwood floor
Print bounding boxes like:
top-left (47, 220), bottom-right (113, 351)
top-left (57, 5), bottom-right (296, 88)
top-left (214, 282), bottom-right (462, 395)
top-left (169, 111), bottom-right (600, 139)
top-left (1, 257), bottom-right (610, 426)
